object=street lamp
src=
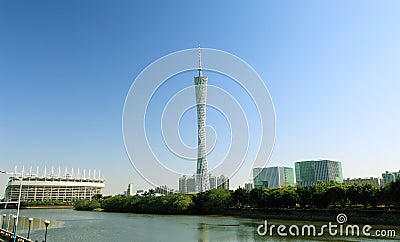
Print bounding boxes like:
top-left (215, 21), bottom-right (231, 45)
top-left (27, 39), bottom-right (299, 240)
top-left (1, 214), bottom-right (6, 229)
top-left (12, 215), bottom-right (17, 234)
top-left (27, 217), bottom-right (33, 239)
top-left (0, 170), bottom-right (23, 242)
top-left (7, 214), bottom-right (13, 231)
top-left (44, 220), bottom-right (50, 242)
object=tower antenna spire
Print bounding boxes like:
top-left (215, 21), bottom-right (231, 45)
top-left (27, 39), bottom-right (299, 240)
top-left (198, 44), bottom-right (202, 76)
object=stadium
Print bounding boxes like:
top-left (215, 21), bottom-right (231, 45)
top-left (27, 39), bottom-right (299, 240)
top-left (3, 166), bottom-right (104, 202)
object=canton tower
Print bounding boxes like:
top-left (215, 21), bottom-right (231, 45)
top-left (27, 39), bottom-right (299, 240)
top-left (194, 47), bottom-right (210, 192)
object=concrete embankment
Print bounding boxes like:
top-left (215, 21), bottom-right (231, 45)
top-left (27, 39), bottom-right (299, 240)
top-left (224, 208), bottom-right (400, 226)
top-left (0, 229), bottom-right (32, 242)
top-left (24, 205), bottom-right (73, 209)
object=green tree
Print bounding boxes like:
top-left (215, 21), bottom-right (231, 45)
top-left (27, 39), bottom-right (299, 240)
top-left (170, 194), bottom-right (193, 212)
top-left (312, 181), bottom-right (329, 209)
top-left (101, 195), bottom-right (127, 212)
top-left (74, 199), bottom-right (101, 211)
top-left (205, 189), bottom-right (232, 213)
top-left (325, 182), bottom-right (347, 208)
top-left (231, 188), bottom-right (252, 208)
top-left (387, 179), bottom-right (400, 208)
top-left (192, 189), bottom-right (232, 214)
top-left (296, 185), bottom-right (314, 208)
top-left (266, 189), bottom-right (280, 208)
top-left (360, 183), bottom-right (378, 208)
top-left (280, 188), bottom-right (299, 209)
top-left (347, 184), bottom-right (363, 207)
top-left (92, 194), bottom-right (103, 201)
top-left (249, 188), bottom-right (269, 208)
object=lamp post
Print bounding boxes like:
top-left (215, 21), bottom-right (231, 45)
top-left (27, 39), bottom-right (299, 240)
top-left (27, 217), bottom-right (33, 239)
top-left (7, 214), bottom-right (13, 231)
top-left (12, 215), bottom-right (17, 234)
top-left (14, 177), bottom-right (22, 242)
top-left (44, 220), bottom-right (50, 242)
top-left (0, 170), bottom-right (23, 242)
top-left (1, 214), bottom-right (6, 229)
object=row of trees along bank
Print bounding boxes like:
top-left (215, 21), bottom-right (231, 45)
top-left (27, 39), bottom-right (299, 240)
top-left (74, 179), bottom-right (400, 214)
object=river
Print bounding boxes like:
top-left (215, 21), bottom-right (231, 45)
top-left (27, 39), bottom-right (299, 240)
top-left (0, 209), bottom-right (398, 241)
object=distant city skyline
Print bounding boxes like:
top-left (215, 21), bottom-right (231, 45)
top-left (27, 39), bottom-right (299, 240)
top-left (1, 1), bottom-right (400, 196)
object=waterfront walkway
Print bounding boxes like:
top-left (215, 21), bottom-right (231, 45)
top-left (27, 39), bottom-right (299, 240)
top-left (0, 229), bottom-right (32, 242)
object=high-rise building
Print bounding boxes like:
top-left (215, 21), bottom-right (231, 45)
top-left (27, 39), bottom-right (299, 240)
top-left (179, 173), bottom-right (229, 193)
top-left (382, 171), bottom-right (400, 187)
top-left (209, 174), bottom-right (229, 190)
top-left (194, 48), bottom-right (209, 192)
top-left (179, 175), bottom-right (188, 194)
top-left (209, 175), bottom-right (217, 189)
top-left (284, 167), bottom-right (295, 185)
top-left (344, 177), bottom-right (381, 187)
top-left (295, 160), bottom-right (343, 187)
top-left (253, 167), bottom-right (295, 189)
top-left (179, 175), bottom-right (200, 193)
top-left (185, 175), bottom-right (197, 193)
top-left (217, 175), bottom-right (229, 190)
top-left (125, 183), bottom-right (134, 196)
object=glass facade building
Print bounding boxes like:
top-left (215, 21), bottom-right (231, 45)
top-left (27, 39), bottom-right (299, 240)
top-left (382, 171), bottom-right (400, 187)
top-left (295, 160), bottom-right (343, 186)
top-left (253, 166), bottom-right (295, 189)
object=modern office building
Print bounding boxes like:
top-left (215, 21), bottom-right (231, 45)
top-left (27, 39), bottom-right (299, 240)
top-left (4, 166), bottom-right (104, 202)
top-left (295, 160), bottom-right (343, 186)
top-left (179, 173), bottom-right (229, 193)
top-left (344, 177), bottom-right (381, 187)
top-left (209, 175), bottom-right (217, 189)
top-left (216, 175), bottom-right (229, 190)
top-left (179, 175), bottom-right (197, 193)
top-left (155, 185), bottom-right (175, 195)
top-left (253, 166), bottom-right (295, 189)
top-left (194, 48), bottom-right (210, 192)
top-left (382, 171), bottom-right (400, 187)
top-left (187, 175), bottom-right (197, 193)
top-left (209, 174), bottom-right (230, 190)
top-left (179, 175), bottom-right (188, 194)
top-left (124, 183), bottom-right (134, 196)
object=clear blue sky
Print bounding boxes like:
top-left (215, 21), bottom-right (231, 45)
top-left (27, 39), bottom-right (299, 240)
top-left (1, 1), bottom-right (399, 195)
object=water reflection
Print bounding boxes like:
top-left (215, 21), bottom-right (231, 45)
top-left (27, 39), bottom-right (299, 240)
top-left (198, 222), bottom-right (209, 242)
top-left (18, 215), bottom-right (62, 232)
top-left (1, 210), bottom-right (62, 232)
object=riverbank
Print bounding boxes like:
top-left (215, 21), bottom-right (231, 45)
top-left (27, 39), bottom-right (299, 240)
top-left (93, 208), bottom-right (400, 226)
top-left (24, 205), bottom-right (73, 209)
top-left (223, 208), bottom-right (400, 226)
top-left (75, 184), bottom-right (400, 226)
top-left (2, 204), bottom-right (73, 209)
top-left (15, 205), bottom-right (400, 225)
